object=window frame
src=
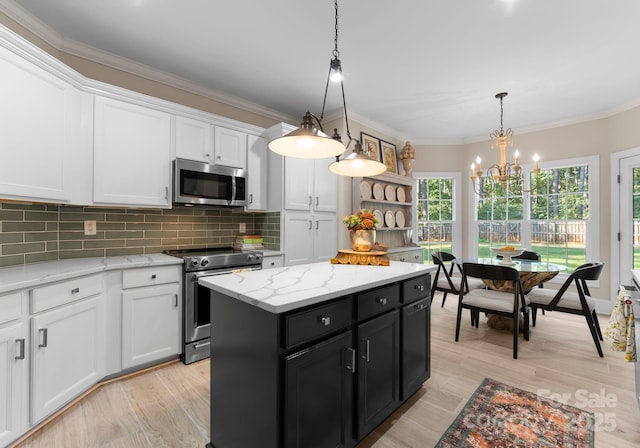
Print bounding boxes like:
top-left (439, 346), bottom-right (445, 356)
top-left (468, 156), bottom-right (600, 284)
top-left (414, 171), bottom-right (462, 260)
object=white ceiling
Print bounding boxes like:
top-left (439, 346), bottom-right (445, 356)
top-left (7, 0), bottom-right (640, 144)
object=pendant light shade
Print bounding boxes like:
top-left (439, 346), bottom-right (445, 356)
top-left (268, 112), bottom-right (345, 159)
top-left (329, 141), bottom-right (387, 176)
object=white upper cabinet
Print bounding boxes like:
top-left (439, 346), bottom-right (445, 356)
top-left (246, 135), bottom-right (268, 210)
top-left (214, 126), bottom-right (247, 169)
top-left (93, 96), bottom-right (172, 208)
top-left (0, 42), bottom-right (88, 204)
top-left (175, 115), bottom-right (213, 163)
top-left (176, 116), bottom-right (248, 170)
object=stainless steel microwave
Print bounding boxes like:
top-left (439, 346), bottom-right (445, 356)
top-left (173, 159), bottom-right (246, 207)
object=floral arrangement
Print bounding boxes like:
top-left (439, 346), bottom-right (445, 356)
top-left (343, 209), bottom-right (379, 230)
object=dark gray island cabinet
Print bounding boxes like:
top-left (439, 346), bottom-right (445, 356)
top-left (199, 262), bottom-right (435, 448)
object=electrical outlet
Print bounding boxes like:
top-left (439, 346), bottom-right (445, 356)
top-left (84, 220), bottom-right (97, 236)
top-left (239, 223), bottom-right (246, 233)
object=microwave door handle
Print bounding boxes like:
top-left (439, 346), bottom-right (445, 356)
top-left (230, 176), bottom-right (236, 205)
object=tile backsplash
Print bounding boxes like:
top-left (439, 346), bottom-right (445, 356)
top-left (0, 202), bottom-right (280, 268)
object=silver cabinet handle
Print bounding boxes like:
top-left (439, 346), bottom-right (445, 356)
top-left (151, 274), bottom-right (157, 279)
top-left (165, 186), bottom-right (169, 201)
top-left (377, 297), bottom-right (387, 305)
top-left (414, 284), bottom-right (424, 291)
top-left (174, 294), bottom-right (179, 308)
top-left (71, 287), bottom-right (80, 294)
top-left (15, 338), bottom-right (25, 360)
top-left (194, 341), bottom-right (211, 349)
top-left (346, 347), bottom-right (356, 373)
top-left (308, 220), bottom-right (313, 230)
top-left (205, 153), bottom-right (211, 157)
top-left (249, 193), bottom-right (253, 204)
top-left (315, 220), bottom-right (319, 230)
top-left (363, 339), bottom-right (370, 362)
top-left (414, 302), bottom-right (426, 311)
top-left (38, 328), bottom-right (48, 348)
top-left (308, 196), bottom-right (313, 206)
top-left (315, 196), bottom-right (319, 207)
top-left (319, 316), bottom-right (331, 326)
top-left (216, 155), bottom-right (221, 160)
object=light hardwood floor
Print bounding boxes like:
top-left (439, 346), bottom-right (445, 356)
top-left (12, 292), bottom-right (640, 448)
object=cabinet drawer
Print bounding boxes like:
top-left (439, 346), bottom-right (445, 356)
top-left (285, 298), bottom-right (352, 349)
top-left (31, 274), bottom-right (103, 313)
top-left (357, 284), bottom-right (400, 321)
top-left (0, 291), bottom-right (24, 324)
top-left (263, 255), bottom-right (284, 269)
top-left (402, 274), bottom-right (430, 304)
top-left (122, 266), bottom-right (179, 289)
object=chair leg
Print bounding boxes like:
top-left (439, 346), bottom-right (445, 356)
top-left (523, 308), bottom-right (530, 341)
top-left (592, 310), bottom-right (603, 340)
top-left (584, 311), bottom-right (604, 357)
top-left (531, 307), bottom-right (538, 326)
top-left (441, 291), bottom-right (448, 307)
top-left (455, 302), bottom-right (463, 342)
top-left (512, 311), bottom-right (519, 359)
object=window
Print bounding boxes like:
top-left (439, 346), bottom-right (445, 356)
top-left (471, 156), bottom-right (599, 273)
top-left (416, 172), bottom-right (461, 263)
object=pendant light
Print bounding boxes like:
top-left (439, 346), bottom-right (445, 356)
top-left (269, 0), bottom-right (386, 177)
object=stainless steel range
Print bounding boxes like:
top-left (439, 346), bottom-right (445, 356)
top-left (164, 247), bottom-right (263, 364)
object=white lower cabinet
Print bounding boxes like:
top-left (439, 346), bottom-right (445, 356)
top-left (388, 248), bottom-right (424, 264)
top-left (263, 254), bottom-right (284, 269)
top-left (122, 283), bottom-right (180, 369)
top-left (0, 319), bottom-right (28, 447)
top-left (30, 294), bottom-right (105, 423)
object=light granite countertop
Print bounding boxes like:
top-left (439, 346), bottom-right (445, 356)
top-left (0, 254), bottom-right (183, 295)
top-left (199, 261), bottom-right (436, 314)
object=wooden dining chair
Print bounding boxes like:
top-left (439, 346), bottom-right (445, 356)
top-left (456, 262), bottom-right (530, 359)
top-left (430, 251), bottom-right (485, 307)
top-left (525, 262), bottom-right (605, 357)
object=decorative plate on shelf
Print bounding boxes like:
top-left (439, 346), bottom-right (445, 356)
top-left (360, 181), bottom-right (372, 200)
top-left (395, 210), bottom-right (405, 228)
top-left (373, 209), bottom-right (384, 228)
top-left (396, 187), bottom-right (406, 203)
top-left (384, 185), bottom-right (396, 202)
top-left (372, 183), bottom-right (385, 200)
top-left (384, 210), bottom-right (396, 228)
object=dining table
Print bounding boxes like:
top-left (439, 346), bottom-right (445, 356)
top-left (456, 257), bottom-right (567, 293)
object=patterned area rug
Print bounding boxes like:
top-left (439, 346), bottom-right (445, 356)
top-left (436, 378), bottom-right (594, 447)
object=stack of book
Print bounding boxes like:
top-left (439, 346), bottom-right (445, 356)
top-left (233, 234), bottom-right (264, 250)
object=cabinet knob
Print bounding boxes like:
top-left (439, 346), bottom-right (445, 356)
top-left (151, 274), bottom-right (157, 279)
top-left (71, 287), bottom-right (80, 294)
top-left (376, 297), bottom-right (387, 305)
top-left (414, 284), bottom-right (424, 291)
top-left (319, 316), bottom-right (331, 326)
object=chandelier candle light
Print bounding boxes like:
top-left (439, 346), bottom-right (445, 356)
top-left (471, 92), bottom-right (540, 194)
top-left (268, 0), bottom-right (386, 177)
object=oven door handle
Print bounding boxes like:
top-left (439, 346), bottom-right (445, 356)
top-left (191, 267), bottom-right (261, 283)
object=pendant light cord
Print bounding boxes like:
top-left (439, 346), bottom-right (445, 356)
top-left (320, 0), bottom-right (353, 147)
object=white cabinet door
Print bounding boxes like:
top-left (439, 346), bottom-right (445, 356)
top-left (122, 283), bottom-right (180, 369)
top-left (214, 126), bottom-right (247, 169)
top-left (175, 115), bottom-right (213, 162)
top-left (30, 295), bottom-right (105, 424)
top-left (313, 214), bottom-right (338, 262)
top-left (284, 158), bottom-right (314, 211)
top-left (93, 96), bottom-right (172, 208)
top-left (0, 321), bottom-right (28, 447)
top-left (283, 213), bottom-right (314, 266)
top-left (314, 159), bottom-right (338, 213)
top-left (0, 44), bottom-right (79, 203)
top-left (246, 135), bottom-right (267, 210)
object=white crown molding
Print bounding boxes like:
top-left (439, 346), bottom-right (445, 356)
top-left (0, 0), bottom-right (296, 125)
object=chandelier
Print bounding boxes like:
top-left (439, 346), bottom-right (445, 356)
top-left (269, 0), bottom-right (386, 177)
top-left (470, 92), bottom-right (539, 194)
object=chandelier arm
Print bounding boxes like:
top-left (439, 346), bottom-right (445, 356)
top-left (340, 78), bottom-right (352, 143)
top-left (319, 62), bottom-right (333, 122)
top-left (307, 111), bottom-right (326, 134)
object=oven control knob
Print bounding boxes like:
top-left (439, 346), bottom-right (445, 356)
top-left (191, 259), bottom-right (199, 267)
top-left (247, 255), bottom-right (254, 261)
top-left (201, 259), bottom-right (209, 266)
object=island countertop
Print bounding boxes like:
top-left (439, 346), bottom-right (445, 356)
top-left (198, 260), bottom-right (436, 313)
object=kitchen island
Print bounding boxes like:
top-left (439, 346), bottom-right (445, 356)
top-left (200, 261), bottom-right (435, 448)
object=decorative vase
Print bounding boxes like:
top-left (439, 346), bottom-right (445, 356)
top-left (350, 229), bottom-right (376, 252)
